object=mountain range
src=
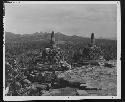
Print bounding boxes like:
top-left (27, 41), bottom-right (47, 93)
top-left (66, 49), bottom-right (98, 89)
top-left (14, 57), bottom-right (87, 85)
top-left (5, 31), bottom-right (117, 60)
top-left (5, 31), bottom-right (116, 45)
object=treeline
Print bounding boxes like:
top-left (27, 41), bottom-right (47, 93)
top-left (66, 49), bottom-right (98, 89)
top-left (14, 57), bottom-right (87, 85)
top-left (5, 32), bottom-right (117, 66)
top-left (57, 40), bottom-right (117, 63)
top-left (5, 39), bottom-right (117, 64)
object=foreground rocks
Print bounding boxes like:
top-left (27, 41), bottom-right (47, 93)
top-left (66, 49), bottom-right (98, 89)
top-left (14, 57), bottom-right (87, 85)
top-left (56, 64), bottom-right (117, 96)
top-left (5, 60), bottom-right (117, 96)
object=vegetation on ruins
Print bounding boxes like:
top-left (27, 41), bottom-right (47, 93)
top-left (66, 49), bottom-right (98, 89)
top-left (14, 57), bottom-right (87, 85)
top-left (4, 31), bottom-right (117, 96)
top-left (5, 32), bottom-right (116, 62)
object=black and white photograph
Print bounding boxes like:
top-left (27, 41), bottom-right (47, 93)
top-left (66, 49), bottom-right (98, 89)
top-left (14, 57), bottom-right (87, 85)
top-left (3, 1), bottom-right (121, 100)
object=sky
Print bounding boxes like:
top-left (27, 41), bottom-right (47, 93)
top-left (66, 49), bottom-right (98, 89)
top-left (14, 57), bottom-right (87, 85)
top-left (4, 3), bottom-right (117, 39)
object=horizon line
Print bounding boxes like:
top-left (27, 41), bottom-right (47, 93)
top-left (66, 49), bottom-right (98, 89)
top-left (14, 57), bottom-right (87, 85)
top-left (4, 31), bottom-right (117, 40)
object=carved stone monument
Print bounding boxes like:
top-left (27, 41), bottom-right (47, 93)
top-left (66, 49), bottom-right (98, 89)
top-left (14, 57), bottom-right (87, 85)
top-left (82, 33), bottom-right (105, 66)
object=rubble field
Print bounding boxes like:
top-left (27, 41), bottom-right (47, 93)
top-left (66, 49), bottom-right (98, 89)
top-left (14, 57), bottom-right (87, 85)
top-left (5, 32), bottom-right (117, 96)
top-left (55, 63), bottom-right (117, 96)
top-left (5, 60), bottom-right (117, 96)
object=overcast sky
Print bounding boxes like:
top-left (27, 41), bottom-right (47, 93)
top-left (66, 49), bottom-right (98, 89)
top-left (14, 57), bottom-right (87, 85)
top-left (4, 3), bottom-right (117, 39)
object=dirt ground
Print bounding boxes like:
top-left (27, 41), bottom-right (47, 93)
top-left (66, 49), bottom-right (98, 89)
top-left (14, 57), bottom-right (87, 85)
top-left (49, 61), bottom-right (117, 96)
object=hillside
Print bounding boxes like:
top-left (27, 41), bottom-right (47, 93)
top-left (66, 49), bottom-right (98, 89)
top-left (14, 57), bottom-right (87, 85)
top-left (5, 31), bottom-right (116, 47)
top-left (5, 31), bottom-right (117, 61)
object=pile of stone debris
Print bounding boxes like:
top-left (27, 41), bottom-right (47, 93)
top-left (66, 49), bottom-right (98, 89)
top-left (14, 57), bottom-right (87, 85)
top-left (5, 31), bottom-right (116, 96)
top-left (5, 47), bottom-right (72, 96)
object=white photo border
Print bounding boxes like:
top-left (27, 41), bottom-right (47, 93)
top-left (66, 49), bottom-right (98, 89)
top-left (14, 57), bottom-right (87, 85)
top-left (3, 1), bottom-right (121, 101)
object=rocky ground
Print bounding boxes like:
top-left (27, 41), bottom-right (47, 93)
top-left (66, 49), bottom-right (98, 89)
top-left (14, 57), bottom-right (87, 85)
top-left (39, 62), bottom-right (117, 96)
top-left (5, 60), bottom-right (117, 96)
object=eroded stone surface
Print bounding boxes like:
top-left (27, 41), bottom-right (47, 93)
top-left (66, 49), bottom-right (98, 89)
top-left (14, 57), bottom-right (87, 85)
top-left (56, 63), bottom-right (117, 96)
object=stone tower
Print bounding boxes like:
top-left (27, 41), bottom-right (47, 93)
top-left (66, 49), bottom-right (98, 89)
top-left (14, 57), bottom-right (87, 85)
top-left (83, 33), bottom-right (104, 61)
top-left (90, 33), bottom-right (95, 47)
top-left (50, 31), bottom-right (56, 48)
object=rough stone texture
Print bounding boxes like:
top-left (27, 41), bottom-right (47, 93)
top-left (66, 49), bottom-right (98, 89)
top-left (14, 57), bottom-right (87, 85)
top-left (57, 62), bottom-right (117, 96)
top-left (5, 31), bottom-right (117, 96)
top-left (48, 87), bottom-right (77, 96)
top-left (76, 90), bottom-right (88, 96)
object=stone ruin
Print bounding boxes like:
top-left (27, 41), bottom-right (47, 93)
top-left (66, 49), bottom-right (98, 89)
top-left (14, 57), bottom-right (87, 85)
top-left (5, 31), bottom-right (72, 96)
top-left (82, 33), bottom-right (105, 66)
top-left (37, 31), bottom-right (71, 71)
top-left (24, 31), bottom-right (72, 88)
top-left (5, 31), bottom-right (116, 96)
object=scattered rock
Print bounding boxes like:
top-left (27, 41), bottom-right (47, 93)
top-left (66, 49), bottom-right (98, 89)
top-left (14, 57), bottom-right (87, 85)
top-left (23, 79), bottom-right (31, 84)
top-left (76, 90), bottom-right (88, 96)
top-left (108, 82), bottom-right (116, 89)
top-left (41, 90), bottom-right (51, 96)
top-left (49, 87), bottom-right (77, 96)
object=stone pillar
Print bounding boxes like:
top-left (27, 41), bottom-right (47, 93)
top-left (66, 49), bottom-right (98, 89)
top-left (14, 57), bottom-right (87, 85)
top-left (51, 31), bottom-right (56, 48)
top-left (90, 33), bottom-right (95, 47)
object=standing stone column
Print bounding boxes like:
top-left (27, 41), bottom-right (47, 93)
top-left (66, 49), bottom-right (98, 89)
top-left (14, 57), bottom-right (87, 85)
top-left (50, 31), bottom-right (56, 48)
top-left (90, 33), bottom-right (95, 47)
